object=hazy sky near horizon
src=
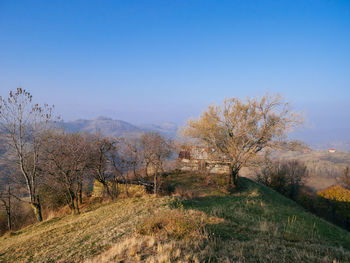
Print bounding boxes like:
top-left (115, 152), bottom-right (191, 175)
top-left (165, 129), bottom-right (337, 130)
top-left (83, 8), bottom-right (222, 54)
top-left (0, 1), bottom-right (349, 131)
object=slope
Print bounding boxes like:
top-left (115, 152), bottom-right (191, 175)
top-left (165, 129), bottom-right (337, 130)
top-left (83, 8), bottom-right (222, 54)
top-left (0, 175), bottom-right (350, 263)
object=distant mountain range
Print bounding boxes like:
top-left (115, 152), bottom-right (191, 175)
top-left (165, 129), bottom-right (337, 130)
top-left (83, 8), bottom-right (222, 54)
top-left (58, 116), bottom-right (179, 138)
top-left (57, 116), bottom-right (350, 151)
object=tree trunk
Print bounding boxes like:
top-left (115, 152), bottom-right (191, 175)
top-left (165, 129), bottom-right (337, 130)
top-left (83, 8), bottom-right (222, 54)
top-left (124, 175), bottom-right (129, 197)
top-left (109, 180), bottom-right (119, 200)
top-left (145, 163), bottom-right (149, 177)
top-left (68, 190), bottom-right (76, 213)
top-left (7, 209), bottom-right (12, 231)
top-left (133, 165), bottom-right (137, 178)
top-left (31, 199), bottom-right (43, 222)
top-left (229, 165), bottom-right (239, 187)
top-left (75, 196), bottom-right (80, 214)
top-left (103, 181), bottom-right (115, 200)
top-left (7, 187), bottom-right (12, 230)
top-left (78, 181), bottom-right (83, 204)
top-left (154, 172), bottom-right (158, 196)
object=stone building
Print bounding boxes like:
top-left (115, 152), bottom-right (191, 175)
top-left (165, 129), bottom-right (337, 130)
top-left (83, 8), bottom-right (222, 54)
top-left (179, 146), bottom-right (230, 174)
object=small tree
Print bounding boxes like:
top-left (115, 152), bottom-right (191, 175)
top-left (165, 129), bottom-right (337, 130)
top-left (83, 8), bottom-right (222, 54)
top-left (140, 132), bottom-right (173, 195)
top-left (89, 134), bottom-right (118, 199)
top-left (121, 136), bottom-right (142, 179)
top-left (0, 88), bottom-right (56, 221)
top-left (184, 93), bottom-right (302, 187)
top-left (42, 131), bottom-right (90, 214)
top-left (110, 142), bottom-right (131, 197)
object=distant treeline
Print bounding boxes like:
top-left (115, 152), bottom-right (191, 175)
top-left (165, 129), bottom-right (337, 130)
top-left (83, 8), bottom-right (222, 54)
top-left (257, 158), bottom-right (350, 231)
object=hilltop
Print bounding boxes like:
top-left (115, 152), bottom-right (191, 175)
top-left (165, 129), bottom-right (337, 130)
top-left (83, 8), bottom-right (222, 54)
top-left (58, 117), bottom-right (178, 138)
top-left (1, 174), bottom-right (350, 263)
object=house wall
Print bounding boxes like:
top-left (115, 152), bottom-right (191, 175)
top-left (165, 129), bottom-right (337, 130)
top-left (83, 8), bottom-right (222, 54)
top-left (180, 158), bottom-right (230, 174)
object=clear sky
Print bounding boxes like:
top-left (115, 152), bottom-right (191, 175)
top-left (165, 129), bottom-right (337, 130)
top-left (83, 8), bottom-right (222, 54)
top-left (0, 1), bottom-right (349, 134)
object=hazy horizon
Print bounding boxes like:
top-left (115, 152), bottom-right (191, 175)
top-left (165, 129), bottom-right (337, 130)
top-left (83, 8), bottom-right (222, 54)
top-left (1, 1), bottom-right (349, 143)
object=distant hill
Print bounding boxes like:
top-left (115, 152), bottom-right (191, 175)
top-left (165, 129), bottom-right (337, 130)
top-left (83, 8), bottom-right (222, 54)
top-left (138, 122), bottom-right (178, 138)
top-left (59, 116), bottom-right (178, 138)
top-left (291, 128), bottom-right (350, 151)
top-left (59, 116), bottom-right (143, 137)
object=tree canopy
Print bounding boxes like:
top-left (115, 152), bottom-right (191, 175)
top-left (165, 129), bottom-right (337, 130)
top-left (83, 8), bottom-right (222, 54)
top-left (184, 93), bottom-right (302, 186)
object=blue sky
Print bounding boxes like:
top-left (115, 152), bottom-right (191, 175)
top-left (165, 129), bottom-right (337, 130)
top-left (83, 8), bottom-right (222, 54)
top-left (0, 1), bottom-right (349, 137)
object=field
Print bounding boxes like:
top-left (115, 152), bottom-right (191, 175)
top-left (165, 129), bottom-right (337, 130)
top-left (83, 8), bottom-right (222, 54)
top-left (1, 173), bottom-right (350, 262)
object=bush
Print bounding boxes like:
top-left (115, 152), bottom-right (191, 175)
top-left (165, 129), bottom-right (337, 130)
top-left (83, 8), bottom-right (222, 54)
top-left (318, 185), bottom-right (350, 202)
top-left (136, 208), bottom-right (205, 240)
top-left (256, 159), bottom-right (308, 200)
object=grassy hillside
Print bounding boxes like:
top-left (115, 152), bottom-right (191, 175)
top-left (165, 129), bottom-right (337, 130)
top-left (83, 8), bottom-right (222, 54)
top-left (1, 174), bottom-right (350, 262)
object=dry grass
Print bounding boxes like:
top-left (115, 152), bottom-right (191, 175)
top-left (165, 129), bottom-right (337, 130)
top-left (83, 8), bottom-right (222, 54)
top-left (136, 209), bottom-right (206, 240)
top-left (1, 174), bottom-right (350, 263)
top-left (0, 196), bottom-right (169, 263)
top-left (86, 236), bottom-right (201, 263)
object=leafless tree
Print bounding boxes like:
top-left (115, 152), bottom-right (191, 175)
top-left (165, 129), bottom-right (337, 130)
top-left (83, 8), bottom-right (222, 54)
top-left (41, 131), bottom-right (89, 214)
top-left (121, 136), bottom-right (142, 179)
top-left (0, 88), bottom-right (56, 221)
top-left (140, 132), bottom-right (173, 195)
top-left (89, 134), bottom-right (150, 199)
top-left (110, 139), bottom-right (136, 197)
top-left (88, 134), bottom-right (119, 199)
top-left (183, 93), bottom-right (302, 187)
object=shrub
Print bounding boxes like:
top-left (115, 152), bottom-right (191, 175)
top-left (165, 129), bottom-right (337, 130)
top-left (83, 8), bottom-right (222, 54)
top-left (136, 209), bottom-right (205, 240)
top-left (318, 185), bottom-right (350, 202)
top-left (256, 159), bottom-right (308, 200)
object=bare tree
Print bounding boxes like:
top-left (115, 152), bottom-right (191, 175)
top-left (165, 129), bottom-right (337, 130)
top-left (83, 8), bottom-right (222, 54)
top-left (89, 134), bottom-right (119, 199)
top-left (41, 131), bottom-right (89, 214)
top-left (140, 132), bottom-right (173, 195)
top-left (184, 93), bottom-right (302, 187)
top-left (0, 88), bottom-right (56, 221)
top-left (121, 136), bottom-right (142, 179)
top-left (109, 150), bottom-right (128, 197)
top-left (89, 134), bottom-right (150, 200)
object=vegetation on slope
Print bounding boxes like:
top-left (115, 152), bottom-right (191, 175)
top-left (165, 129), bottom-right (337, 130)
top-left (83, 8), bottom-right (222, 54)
top-left (1, 174), bottom-right (350, 263)
top-left (270, 149), bottom-right (350, 191)
top-left (318, 185), bottom-right (350, 202)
